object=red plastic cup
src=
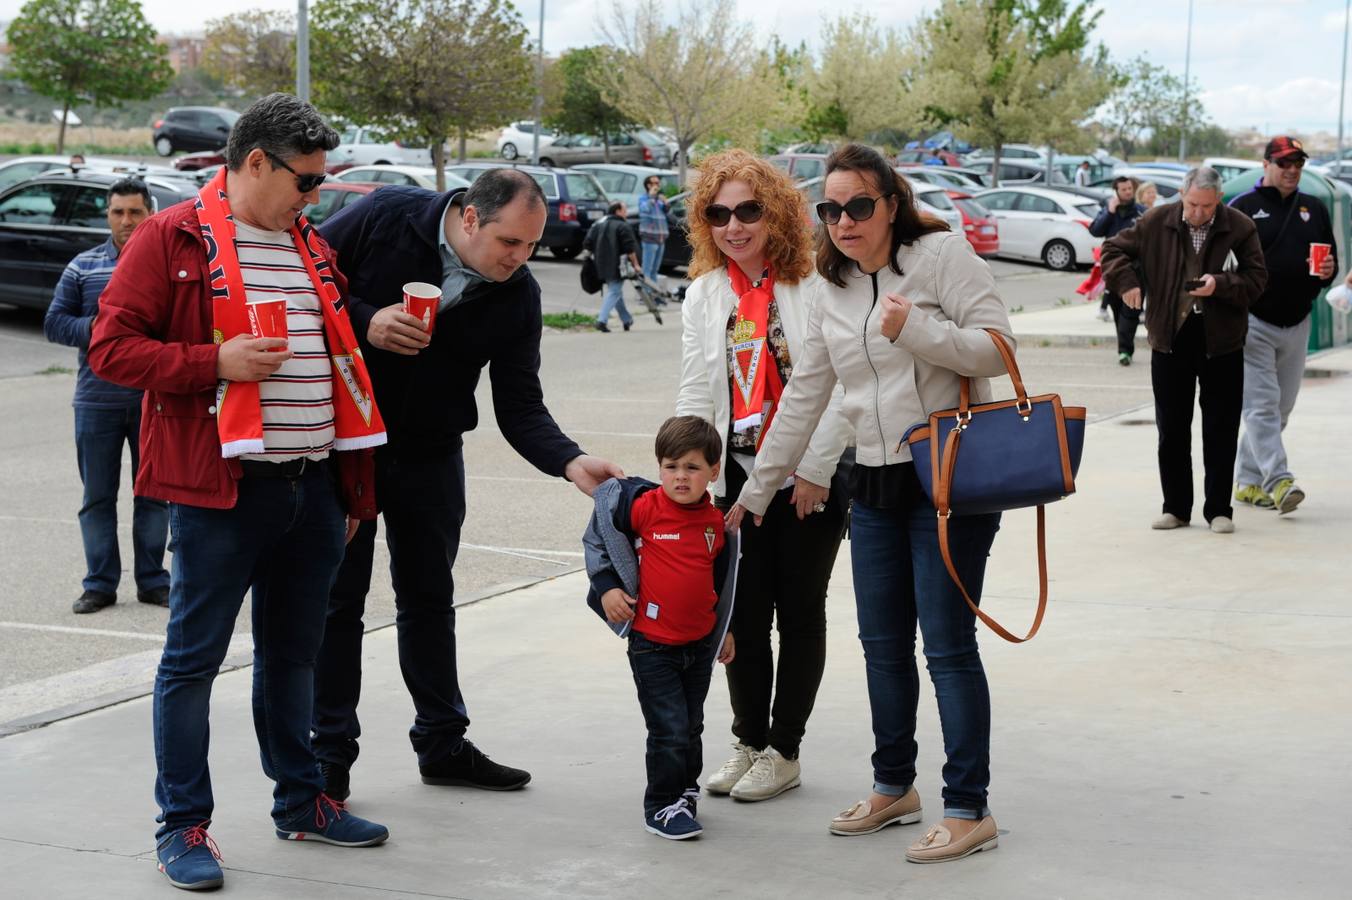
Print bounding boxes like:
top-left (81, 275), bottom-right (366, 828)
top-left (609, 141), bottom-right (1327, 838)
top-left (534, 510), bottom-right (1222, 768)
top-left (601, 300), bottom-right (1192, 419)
top-left (245, 297), bottom-right (288, 350)
top-left (403, 281), bottom-right (441, 334)
top-left (1310, 242), bottom-right (1332, 277)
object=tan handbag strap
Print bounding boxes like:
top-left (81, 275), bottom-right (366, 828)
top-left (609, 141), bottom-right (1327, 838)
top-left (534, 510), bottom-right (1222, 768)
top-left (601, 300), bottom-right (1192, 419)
top-left (957, 330), bottom-right (1028, 417)
top-left (934, 417), bottom-right (1048, 643)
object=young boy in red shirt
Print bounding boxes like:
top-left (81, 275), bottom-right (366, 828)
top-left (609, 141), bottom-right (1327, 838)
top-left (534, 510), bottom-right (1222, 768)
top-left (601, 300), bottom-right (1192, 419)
top-left (583, 416), bottom-right (737, 840)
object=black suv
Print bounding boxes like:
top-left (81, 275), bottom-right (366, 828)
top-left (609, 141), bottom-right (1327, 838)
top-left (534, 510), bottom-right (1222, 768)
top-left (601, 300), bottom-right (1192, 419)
top-left (152, 107), bottom-right (240, 157)
top-left (0, 170), bottom-right (200, 310)
top-left (446, 162), bottom-right (610, 259)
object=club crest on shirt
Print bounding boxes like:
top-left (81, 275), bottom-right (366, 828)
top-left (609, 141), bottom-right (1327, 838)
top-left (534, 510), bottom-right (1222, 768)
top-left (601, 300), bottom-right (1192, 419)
top-left (1300, 206), bottom-right (1310, 222)
top-left (705, 526), bottom-right (716, 555)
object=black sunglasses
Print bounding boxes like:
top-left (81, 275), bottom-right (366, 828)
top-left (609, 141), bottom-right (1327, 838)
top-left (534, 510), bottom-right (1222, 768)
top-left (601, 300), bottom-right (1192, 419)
top-left (1274, 157), bottom-right (1306, 170)
top-left (266, 151), bottom-right (327, 192)
top-left (816, 193), bottom-right (894, 225)
top-left (703, 200), bottom-right (764, 227)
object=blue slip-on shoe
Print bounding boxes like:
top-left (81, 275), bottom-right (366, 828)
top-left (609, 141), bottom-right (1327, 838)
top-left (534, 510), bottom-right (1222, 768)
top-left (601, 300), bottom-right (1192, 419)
top-left (644, 798), bottom-right (703, 840)
top-left (156, 821), bottom-right (224, 891)
top-left (275, 793), bottom-right (389, 847)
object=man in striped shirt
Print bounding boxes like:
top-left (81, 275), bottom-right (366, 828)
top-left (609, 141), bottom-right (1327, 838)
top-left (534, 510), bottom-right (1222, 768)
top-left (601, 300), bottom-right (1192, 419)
top-left (44, 177), bottom-right (170, 615)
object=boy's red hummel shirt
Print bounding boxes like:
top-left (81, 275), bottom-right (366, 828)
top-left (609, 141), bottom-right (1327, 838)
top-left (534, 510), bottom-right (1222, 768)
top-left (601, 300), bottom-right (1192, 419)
top-left (629, 488), bottom-right (725, 645)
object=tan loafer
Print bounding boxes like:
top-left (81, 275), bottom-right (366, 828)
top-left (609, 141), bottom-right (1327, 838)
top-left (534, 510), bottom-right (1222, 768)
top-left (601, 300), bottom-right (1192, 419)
top-left (905, 816), bottom-right (998, 863)
top-left (828, 788), bottom-right (922, 836)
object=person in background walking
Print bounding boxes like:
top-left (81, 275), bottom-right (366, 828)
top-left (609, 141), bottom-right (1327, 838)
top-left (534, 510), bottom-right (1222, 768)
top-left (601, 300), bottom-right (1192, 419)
top-left (43, 177), bottom-right (170, 615)
top-left (1229, 136), bottom-right (1336, 514)
top-left (1075, 160), bottom-right (1092, 187)
top-left (586, 201), bottom-right (641, 332)
top-left (1101, 166), bottom-right (1267, 535)
top-left (638, 174), bottom-right (669, 288)
top-left (1089, 176), bottom-right (1148, 366)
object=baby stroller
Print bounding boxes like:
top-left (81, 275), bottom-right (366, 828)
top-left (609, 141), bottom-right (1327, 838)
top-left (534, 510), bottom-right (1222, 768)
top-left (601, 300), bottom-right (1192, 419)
top-left (620, 259), bottom-right (683, 325)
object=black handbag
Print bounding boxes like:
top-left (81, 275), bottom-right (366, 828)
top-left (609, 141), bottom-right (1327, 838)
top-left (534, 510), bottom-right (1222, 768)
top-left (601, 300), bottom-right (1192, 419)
top-left (904, 330), bottom-right (1086, 643)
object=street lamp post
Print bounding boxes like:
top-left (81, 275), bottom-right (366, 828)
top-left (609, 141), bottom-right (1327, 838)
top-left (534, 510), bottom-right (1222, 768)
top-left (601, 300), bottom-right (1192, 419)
top-left (531, 1), bottom-right (545, 165)
top-left (1338, 0), bottom-right (1351, 166)
top-left (296, 0), bottom-right (310, 103)
top-left (1178, 0), bottom-right (1193, 162)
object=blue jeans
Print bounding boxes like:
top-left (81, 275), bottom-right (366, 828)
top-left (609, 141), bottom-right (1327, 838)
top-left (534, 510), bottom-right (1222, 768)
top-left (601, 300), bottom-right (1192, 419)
top-left (314, 449), bottom-right (470, 768)
top-left (849, 502), bottom-right (1001, 819)
top-left (641, 241), bottom-right (664, 282)
top-left (628, 632), bottom-right (716, 817)
top-left (73, 404), bottom-right (169, 594)
top-left (596, 279), bottom-right (632, 327)
top-left (153, 466), bottom-right (345, 837)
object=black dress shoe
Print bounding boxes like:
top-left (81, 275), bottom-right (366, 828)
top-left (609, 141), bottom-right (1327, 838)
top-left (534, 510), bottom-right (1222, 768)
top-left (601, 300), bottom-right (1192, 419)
top-left (419, 740), bottom-right (531, 791)
top-left (594, 321), bottom-right (610, 333)
top-left (320, 760), bottom-right (351, 802)
top-left (137, 586), bottom-right (170, 608)
top-left (72, 589), bottom-right (116, 614)
top-left (623, 321), bottom-right (633, 332)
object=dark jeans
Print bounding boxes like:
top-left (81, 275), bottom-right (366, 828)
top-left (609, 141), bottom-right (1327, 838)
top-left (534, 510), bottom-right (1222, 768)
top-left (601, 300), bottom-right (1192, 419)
top-left (1106, 292), bottom-right (1142, 357)
top-left (849, 501), bottom-right (1001, 819)
top-left (153, 466), bottom-right (344, 837)
top-left (73, 404), bottom-right (169, 594)
top-left (628, 632), bottom-right (717, 817)
top-left (1151, 313), bottom-right (1244, 523)
top-left (718, 476), bottom-right (845, 758)
top-left (314, 449), bottom-right (469, 769)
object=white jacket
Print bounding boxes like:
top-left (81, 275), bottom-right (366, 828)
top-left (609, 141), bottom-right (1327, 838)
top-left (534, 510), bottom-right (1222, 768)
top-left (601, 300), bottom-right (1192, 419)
top-left (676, 268), bottom-right (852, 498)
top-left (738, 231), bottom-right (1015, 516)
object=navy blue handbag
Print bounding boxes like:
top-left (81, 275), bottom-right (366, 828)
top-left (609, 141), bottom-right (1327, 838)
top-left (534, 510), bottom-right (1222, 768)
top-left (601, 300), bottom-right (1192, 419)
top-left (904, 330), bottom-right (1085, 643)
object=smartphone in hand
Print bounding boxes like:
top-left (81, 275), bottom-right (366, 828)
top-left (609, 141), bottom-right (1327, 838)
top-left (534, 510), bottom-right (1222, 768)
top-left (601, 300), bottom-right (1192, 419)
top-left (1183, 279), bottom-right (1206, 291)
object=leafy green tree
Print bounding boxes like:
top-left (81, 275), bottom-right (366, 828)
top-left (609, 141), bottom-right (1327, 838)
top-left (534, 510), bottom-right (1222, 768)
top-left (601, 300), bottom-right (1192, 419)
top-left (805, 13), bottom-right (908, 142)
top-left (312, 0), bottom-right (534, 187)
top-left (1097, 54), bottom-right (1229, 160)
top-left (5, 0), bottom-right (173, 152)
top-left (202, 9), bottom-right (296, 97)
top-left (545, 46), bottom-right (637, 161)
top-left (904, 0), bottom-right (1114, 184)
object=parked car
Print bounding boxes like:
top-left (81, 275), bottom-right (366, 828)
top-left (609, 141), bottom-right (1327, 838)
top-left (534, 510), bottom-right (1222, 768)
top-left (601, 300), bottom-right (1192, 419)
top-left (1051, 155), bottom-right (1114, 185)
top-left (0, 155), bottom-right (181, 191)
top-left (972, 186), bottom-right (1101, 271)
top-left (572, 164), bottom-right (680, 212)
top-left (898, 165), bottom-right (988, 190)
top-left (797, 175), bottom-right (963, 234)
top-left (332, 126), bottom-right (434, 168)
top-left (1127, 161), bottom-right (1190, 172)
top-left (624, 191), bottom-right (691, 271)
top-left (908, 130), bottom-right (975, 154)
top-left (768, 153), bottom-right (829, 182)
top-left (332, 165), bottom-right (469, 190)
top-left (304, 181), bottom-right (379, 226)
top-left (497, 121), bottom-right (557, 161)
top-left (1203, 157), bottom-right (1262, 182)
top-left (964, 143), bottom-right (1046, 164)
top-left (1090, 167), bottom-right (1185, 200)
top-left (949, 191), bottom-right (998, 257)
top-left (0, 171), bottom-right (200, 310)
top-left (966, 158), bottom-right (1111, 200)
top-left (173, 151), bottom-right (225, 172)
top-left (900, 148), bottom-right (961, 167)
top-left (536, 131), bottom-right (670, 168)
top-left (447, 162), bottom-right (610, 258)
top-left (152, 106), bottom-right (239, 156)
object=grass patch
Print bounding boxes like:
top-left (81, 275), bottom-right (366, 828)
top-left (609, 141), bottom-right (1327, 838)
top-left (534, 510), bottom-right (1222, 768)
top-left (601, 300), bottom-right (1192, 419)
top-left (542, 311), bottom-right (596, 330)
top-left (38, 364), bottom-right (75, 375)
top-left (1008, 304), bottom-right (1024, 314)
top-left (1056, 297), bottom-right (1072, 306)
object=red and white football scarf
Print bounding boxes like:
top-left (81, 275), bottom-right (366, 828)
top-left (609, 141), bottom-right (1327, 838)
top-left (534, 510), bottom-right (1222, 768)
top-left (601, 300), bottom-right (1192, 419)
top-left (195, 168), bottom-right (386, 458)
top-left (728, 263), bottom-right (783, 449)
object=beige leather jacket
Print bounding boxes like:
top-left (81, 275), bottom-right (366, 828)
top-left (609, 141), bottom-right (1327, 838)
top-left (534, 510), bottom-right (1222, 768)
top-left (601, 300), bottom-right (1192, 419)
top-left (676, 268), bottom-right (852, 499)
top-left (737, 231), bottom-right (1014, 516)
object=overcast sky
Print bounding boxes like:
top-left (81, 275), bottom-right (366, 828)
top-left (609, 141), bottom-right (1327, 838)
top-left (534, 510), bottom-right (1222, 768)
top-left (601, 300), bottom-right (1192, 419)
top-left (2, 0), bottom-right (1348, 134)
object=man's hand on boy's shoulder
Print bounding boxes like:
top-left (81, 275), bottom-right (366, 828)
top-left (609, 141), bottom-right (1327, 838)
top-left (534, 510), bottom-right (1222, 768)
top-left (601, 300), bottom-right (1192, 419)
top-left (717, 632), bottom-right (735, 665)
top-left (601, 587), bottom-right (637, 623)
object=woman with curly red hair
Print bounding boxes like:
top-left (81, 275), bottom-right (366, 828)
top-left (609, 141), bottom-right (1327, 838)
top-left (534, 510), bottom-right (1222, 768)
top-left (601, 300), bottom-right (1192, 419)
top-left (676, 148), bottom-right (852, 804)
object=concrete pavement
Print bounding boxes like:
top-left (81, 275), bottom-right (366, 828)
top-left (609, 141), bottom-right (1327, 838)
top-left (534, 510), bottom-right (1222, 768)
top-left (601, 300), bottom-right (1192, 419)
top-left (1, 311), bottom-right (1349, 896)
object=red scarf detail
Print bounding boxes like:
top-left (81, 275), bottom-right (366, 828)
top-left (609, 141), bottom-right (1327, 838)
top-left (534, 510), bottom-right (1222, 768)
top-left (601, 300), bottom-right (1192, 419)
top-left (195, 168), bottom-right (386, 458)
top-left (727, 264), bottom-right (783, 449)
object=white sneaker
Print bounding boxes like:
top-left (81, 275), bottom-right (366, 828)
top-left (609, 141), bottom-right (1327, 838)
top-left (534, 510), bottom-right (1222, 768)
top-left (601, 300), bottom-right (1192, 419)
top-left (1151, 513), bottom-right (1186, 530)
top-left (705, 743), bottom-right (755, 795)
top-left (1209, 516), bottom-right (1235, 534)
top-left (730, 748), bottom-right (801, 802)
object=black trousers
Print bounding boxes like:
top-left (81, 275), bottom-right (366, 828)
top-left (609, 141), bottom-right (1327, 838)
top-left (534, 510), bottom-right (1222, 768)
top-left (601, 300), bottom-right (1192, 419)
top-left (717, 462), bottom-right (846, 758)
top-left (1151, 314), bottom-right (1244, 523)
top-left (1106, 292), bottom-right (1142, 357)
top-left (312, 448), bottom-right (470, 769)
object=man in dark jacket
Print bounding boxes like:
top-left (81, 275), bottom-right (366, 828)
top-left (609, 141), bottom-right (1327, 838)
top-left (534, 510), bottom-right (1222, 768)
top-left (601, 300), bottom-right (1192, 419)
top-left (312, 170), bottom-right (623, 801)
top-left (1102, 166), bottom-right (1267, 534)
top-left (1228, 136), bottom-right (1336, 515)
top-left (1089, 176), bottom-right (1148, 365)
top-left (585, 200), bottom-right (640, 332)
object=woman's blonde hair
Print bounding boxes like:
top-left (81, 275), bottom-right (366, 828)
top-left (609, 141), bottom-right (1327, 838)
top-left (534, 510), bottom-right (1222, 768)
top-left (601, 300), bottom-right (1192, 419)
top-left (686, 149), bottom-right (813, 284)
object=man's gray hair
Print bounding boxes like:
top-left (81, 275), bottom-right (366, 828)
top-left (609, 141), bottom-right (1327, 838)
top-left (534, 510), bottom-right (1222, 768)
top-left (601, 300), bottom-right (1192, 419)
top-left (463, 168), bottom-right (546, 224)
top-left (1182, 166), bottom-right (1224, 194)
top-left (225, 92), bottom-right (339, 171)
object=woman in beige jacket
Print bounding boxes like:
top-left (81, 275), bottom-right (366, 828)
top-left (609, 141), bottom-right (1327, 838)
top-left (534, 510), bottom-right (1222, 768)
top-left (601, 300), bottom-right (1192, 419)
top-left (728, 144), bottom-right (1014, 863)
top-left (677, 149), bottom-right (852, 804)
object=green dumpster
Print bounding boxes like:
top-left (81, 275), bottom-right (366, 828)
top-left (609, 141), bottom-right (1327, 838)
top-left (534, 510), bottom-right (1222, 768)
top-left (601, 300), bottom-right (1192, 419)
top-left (1223, 168), bottom-right (1351, 352)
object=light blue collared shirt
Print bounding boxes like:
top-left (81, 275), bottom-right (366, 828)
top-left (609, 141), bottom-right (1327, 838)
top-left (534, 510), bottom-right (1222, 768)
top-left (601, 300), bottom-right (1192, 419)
top-left (438, 200), bottom-right (488, 311)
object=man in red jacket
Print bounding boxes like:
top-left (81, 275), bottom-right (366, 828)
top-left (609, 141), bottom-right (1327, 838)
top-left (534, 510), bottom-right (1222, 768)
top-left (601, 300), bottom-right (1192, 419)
top-left (88, 93), bottom-right (389, 892)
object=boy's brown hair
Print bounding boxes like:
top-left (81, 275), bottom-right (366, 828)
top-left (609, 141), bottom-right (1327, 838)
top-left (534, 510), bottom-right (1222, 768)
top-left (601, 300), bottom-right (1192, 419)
top-left (654, 415), bottom-right (722, 466)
